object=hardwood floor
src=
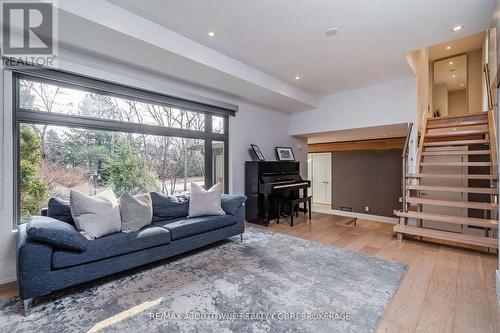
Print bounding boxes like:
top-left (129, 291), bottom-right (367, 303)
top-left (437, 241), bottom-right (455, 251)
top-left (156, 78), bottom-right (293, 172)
top-left (0, 212), bottom-right (498, 332)
top-left (265, 212), bottom-right (500, 333)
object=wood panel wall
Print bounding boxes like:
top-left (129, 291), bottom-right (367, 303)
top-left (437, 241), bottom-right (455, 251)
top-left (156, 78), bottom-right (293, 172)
top-left (308, 137), bottom-right (405, 153)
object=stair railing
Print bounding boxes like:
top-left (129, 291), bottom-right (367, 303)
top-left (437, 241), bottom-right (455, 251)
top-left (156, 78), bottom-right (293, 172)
top-left (401, 122), bottom-right (414, 220)
top-left (488, 108), bottom-right (498, 175)
top-left (487, 108), bottom-right (498, 243)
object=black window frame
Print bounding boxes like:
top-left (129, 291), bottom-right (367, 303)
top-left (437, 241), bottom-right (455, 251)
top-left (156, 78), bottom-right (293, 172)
top-left (12, 69), bottom-right (234, 225)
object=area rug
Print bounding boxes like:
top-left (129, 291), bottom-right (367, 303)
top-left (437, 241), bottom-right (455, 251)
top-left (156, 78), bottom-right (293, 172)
top-left (0, 228), bottom-right (407, 333)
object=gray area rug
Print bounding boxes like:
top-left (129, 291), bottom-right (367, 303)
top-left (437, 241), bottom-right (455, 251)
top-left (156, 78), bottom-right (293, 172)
top-left (0, 228), bottom-right (407, 333)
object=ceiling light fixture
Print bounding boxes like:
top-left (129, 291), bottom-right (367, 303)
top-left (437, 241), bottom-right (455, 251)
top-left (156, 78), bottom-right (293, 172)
top-left (295, 76), bottom-right (301, 80)
top-left (452, 25), bottom-right (464, 32)
top-left (449, 61), bottom-right (454, 65)
top-left (452, 74), bottom-right (456, 78)
top-left (446, 45), bottom-right (451, 50)
top-left (325, 28), bottom-right (339, 37)
top-left (460, 83), bottom-right (464, 87)
top-left (208, 31), bottom-right (216, 37)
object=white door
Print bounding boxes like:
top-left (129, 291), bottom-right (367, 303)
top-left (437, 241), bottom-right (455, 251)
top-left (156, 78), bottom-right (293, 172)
top-left (309, 153), bottom-right (332, 205)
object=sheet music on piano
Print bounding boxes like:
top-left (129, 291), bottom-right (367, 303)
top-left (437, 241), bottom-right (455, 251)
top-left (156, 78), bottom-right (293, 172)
top-left (245, 161), bottom-right (311, 226)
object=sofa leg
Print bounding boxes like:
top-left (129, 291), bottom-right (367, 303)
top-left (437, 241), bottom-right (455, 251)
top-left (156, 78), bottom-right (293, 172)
top-left (23, 298), bottom-right (33, 316)
top-left (240, 233), bottom-right (243, 243)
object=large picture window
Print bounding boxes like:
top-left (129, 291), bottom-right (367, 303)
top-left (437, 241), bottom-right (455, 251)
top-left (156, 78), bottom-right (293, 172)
top-left (14, 70), bottom-right (233, 224)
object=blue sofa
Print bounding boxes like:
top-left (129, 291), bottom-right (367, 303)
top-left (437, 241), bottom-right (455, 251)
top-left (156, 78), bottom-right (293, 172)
top-left (16, 193), bottom-right (246, 315)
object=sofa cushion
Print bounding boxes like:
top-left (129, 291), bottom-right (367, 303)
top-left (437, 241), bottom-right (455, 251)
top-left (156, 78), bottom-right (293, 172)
top-left (52, 226), bottom-right (171, 269)
top-left (47, 197), bottom-right (74, 225)
top-left (153, 214), bottom-right (236, 240)
top-left (151, 192), bottom-right (190, 222)
top-left (26, 216), bottom-right (88, 251)
top-left (221, 194), bottom-right (247, 215)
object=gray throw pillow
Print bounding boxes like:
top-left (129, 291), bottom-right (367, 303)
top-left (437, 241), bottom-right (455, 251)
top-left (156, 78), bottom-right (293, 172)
top-left (188, 183), bottom-right (225, 218)
top-left (70, 189), bottom-right (121, 239)
top-left (120, 191), bottom-right (153, 232)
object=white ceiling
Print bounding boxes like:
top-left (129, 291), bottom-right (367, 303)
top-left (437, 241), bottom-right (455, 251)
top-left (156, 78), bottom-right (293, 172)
top-left (108, 0), bottom-right (494, 96)
top-left (47, 0), bottom-right (494, 112)
top-left (429, 31), bottom-right (484, 61)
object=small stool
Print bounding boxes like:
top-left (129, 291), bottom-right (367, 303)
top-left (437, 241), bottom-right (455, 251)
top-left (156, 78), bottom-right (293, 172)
top-left (277, 196), bottom-right (312, 226)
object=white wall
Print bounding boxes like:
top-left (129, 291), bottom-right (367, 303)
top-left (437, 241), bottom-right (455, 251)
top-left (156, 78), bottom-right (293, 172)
top-left (229, 102), bottom-right (306, 194)
top-left (289, 77), bottom-right (417, 136)
top-left (0, 66), bottom-right (18, 284)
top-left (0, 49), bottom-right (306, 283)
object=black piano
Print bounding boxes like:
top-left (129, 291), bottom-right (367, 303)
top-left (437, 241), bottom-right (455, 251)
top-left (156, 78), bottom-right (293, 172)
top-left (245, 161), bottom-right (311, 225)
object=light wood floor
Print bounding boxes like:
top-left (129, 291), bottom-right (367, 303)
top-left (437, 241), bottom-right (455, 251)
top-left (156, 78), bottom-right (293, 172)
top-left (1, 212), bottom-right (498, 332)
top-left (265, 212), bottom-right (500, 333)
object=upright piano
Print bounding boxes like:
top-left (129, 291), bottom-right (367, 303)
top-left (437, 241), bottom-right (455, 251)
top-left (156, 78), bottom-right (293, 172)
top-left (245, 161), bottom-right (311, 225)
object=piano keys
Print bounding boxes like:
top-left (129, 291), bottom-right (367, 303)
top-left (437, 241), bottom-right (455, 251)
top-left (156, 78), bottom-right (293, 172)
top-left (245, 161), bottom-right (311, 225)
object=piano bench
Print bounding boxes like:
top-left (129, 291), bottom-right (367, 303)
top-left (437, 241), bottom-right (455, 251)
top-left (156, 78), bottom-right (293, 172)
top-left (277, 196), bottom-right (312, 227)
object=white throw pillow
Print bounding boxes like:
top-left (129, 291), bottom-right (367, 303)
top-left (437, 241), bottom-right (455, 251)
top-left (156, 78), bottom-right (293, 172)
top-left (70, 189), bottom-right (121, 239)
top-left (188, 183), bottom-right (225, 218)
top-left (120, 191), bottom-right (153, 232)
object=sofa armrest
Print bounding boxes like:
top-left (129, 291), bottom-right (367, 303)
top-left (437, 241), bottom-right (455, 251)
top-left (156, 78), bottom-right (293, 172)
top-left (233, 204), bottom-right (245, 230)
top-left (17, 224), bottom-right (53, 300)
top-left (40, 207), bottom-right (48, 216)
top-left (221, 194), bottom-right (247, 215)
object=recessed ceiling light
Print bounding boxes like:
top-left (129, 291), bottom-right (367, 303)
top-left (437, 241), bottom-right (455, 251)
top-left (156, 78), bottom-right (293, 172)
top-left (208, 31), bottom-right (216, 37)
top-left (449, 61), bottom-right (454, 65)
top-left (295, 76), bottom-right (301, 80)
top-left (452, 128), bottom-right (457, 131)
top-left (325, 28), bottom-right (339, 37)
top-left (452, 25), bottom-right (464, 32)
top-left (460, 83), bottom-right (464, 87)
top-left (452, 74), bottom-right (456, 78)
top-left (446, 45), bottom-right (451, 50)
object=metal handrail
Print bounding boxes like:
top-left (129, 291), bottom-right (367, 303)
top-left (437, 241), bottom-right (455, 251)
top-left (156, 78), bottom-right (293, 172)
top-left (401, 122), bottom-right (414, 220)
top-left (402, 122), bottom-right (414, 159)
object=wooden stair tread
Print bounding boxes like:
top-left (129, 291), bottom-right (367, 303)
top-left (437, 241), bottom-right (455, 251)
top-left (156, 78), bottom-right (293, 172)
top-left (393, 224), bottom-right (498, 248)
top-left (406, 196), bottom-right (498, 210)
top-left (425, 129), bottom-right (488, 137)
top-left (406, 173), bottom-right (497, 180)
top-left (407, 185), bottom-right (497, 194)
top-left (426, 112), bottom-right (488, 121)
top-left (395, 210), bottom-right (498, 228)
top-left (420, 161), bottom-right (492, 167)
top-left (423, 139), bottom-right (489, 147)
top-left (426, 120), bottom-right (489, 129)
top-left (422, 150), bottom-right (491, 156)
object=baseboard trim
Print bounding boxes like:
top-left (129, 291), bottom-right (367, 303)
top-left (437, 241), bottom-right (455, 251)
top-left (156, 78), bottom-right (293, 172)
top-left (312, 208), bottom-right (398, 224)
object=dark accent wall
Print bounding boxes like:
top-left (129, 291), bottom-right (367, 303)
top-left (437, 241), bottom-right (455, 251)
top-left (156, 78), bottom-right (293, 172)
top-left (331, 149), bottom-right (402, 217)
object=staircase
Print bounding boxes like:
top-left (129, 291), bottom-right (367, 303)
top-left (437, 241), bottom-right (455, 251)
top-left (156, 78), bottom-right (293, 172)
top-left (394, 111), bottom-right (499, 250)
